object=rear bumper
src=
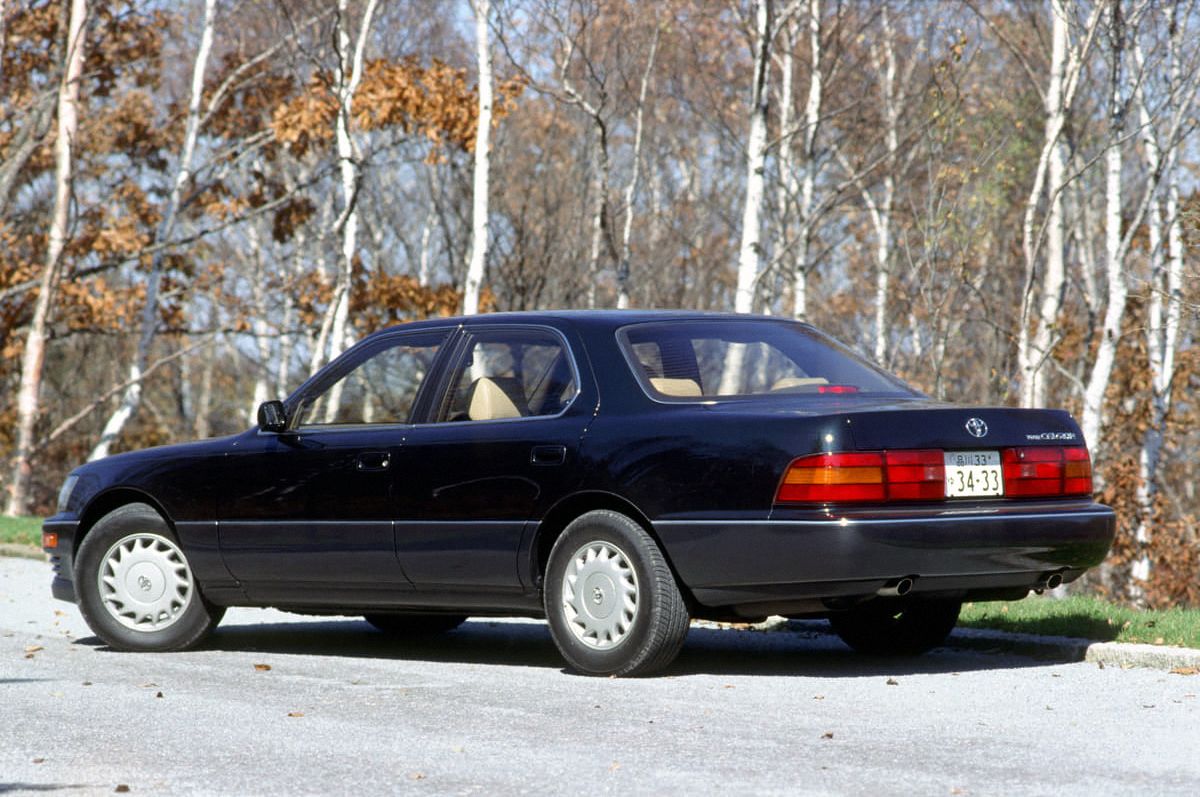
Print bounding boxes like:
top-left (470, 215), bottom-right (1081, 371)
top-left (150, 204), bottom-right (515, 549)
top-left (653, 501), bottom-right (1115, 613)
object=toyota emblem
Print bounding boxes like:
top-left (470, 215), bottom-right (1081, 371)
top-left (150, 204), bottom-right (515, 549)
top-left (965, 418), bottom-right (988, 438)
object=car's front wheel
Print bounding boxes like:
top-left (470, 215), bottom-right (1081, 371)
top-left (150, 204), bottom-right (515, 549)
top-left (829, 597), bottom-right (962, 656)
top-left (544, 510), bottom-right (690, 676)
top-left (75, 503), bottom-right (224, 651)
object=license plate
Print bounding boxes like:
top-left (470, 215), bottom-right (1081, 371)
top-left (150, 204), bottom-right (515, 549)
top-left (944, 450), bottom-right (1004, 498)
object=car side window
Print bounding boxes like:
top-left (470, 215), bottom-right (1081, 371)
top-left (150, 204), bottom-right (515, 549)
top-left (439, 329), bottom-right (576, 422)
top-left (296, 332), bottom-right (448, 427)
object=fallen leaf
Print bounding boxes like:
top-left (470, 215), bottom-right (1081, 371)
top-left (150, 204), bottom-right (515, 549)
top-left (287, 712), bottom-right (304, 718)
top-left (609, 761), bottom-right (621, 773)
top-left (1170, 667), bottom-right (1198, 676)
top-left (886, 677), bottom-right (899, 686)
top-left (821, 731), bottom-right (834, 739)
top-left (114, 786), bottom-right (130, 794)
top-left (155, 692), bottom-right (164, 699)
top-left (1154, 637), bottom-right (1165, 645)
top-left (139, 683), bottom-right (157, 689)
top-left (24, 645), bottom-right (43, 654)
top-left (82, 681), bottom-right (92, 686)
top-left (32, 758), bottom-right (45, 764)
top-left (254, 663), bottom-right (272, 672)
top-left (723, 684), bottom-right (735, 689)
top-left (813, 695), bottom-right (825, 700)
top-left (408, 772), bottom-right (426, 781)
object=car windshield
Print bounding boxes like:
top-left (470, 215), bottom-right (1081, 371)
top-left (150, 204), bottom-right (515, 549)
top-left (618, 319), bottom-right (918, 400)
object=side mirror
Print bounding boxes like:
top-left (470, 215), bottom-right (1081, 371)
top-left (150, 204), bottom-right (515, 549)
top-left (257, 400), bottom-right (288, 433)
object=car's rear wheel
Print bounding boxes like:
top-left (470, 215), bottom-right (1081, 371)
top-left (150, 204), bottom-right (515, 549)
top-left (75, 503), bottom-right (224, 651)
top-left (363, 613), bottom-right (466, 635)
top-left (544, 510), bottom-right (689, 676)
top-left (829, 597), bottom-right (962, 656)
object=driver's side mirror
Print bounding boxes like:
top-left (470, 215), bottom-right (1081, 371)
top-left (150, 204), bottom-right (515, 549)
top-left (257, 400), bottom-right (288, 433)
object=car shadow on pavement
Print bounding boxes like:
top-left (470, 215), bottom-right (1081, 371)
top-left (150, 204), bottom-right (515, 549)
top-left (76, 617), bottom-right (1064, 678)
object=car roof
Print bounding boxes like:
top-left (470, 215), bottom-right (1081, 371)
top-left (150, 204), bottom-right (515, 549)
top-left (369, 309), bottom-right (807, 338)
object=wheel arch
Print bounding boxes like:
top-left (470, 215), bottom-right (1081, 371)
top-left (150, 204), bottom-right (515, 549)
top-left (530, 491), bottom-right (695, 605)
top-left (75, 488), bottom-right (173, 556)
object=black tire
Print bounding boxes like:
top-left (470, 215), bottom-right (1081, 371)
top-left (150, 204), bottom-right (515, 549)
top-left (544, 510), bottom-right (690, 676)
top-left (829, 598), bottom-right (962, 656)
top-left (75, 503), bottom-right (224, 652)
top-left (363, 613), bottom-right (466, 635)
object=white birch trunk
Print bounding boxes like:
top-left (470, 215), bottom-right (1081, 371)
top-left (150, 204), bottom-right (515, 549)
top-left (1017, 0), bottom-right (1071, 409)
top-left (616, 26), bottom-right (660, 310)
top-left (775, 15), bottom-right (797, 313)
top-left (1133, 7), bottom-right (1189, 589)
top-left (1079, 2), bottom-right (1125, 452)
top-left (792, 0), bottom-right (821, 322)
top-left (321, 0), bottom-right (378, 423)
top-left (721, 0), bottom-right (771, 395)
top-left (5, 0), bottom-right (87, 514)
top-left (732, 0), bottom-right (771, 317)
top-left (89, 0), bottom-right (217, 462)
top-left (462, 0), bottom-right (492, 315)
top-left (871, 2), bottom-right (897, 366)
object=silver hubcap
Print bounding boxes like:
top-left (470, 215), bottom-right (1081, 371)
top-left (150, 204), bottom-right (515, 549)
top-left (561, 540), bottom-right (638, 649)
top-left (98, 533), bottom-right (194, 632)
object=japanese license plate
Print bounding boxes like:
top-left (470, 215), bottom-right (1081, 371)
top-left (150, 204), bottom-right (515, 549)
top-left (944, 450), bottom-right (1004, 498)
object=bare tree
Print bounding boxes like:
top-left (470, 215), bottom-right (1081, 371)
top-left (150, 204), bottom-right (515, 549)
top-left (89, 0), bottom-right (219, 462)
top-left (6, 0), bottom-right (87, 515)
top-left (1016, 0), bottom-right (1101, 408)
top-left (615, 22), bottom-right (660, 310)
top-left (462, 0), bottom-right (493, 315)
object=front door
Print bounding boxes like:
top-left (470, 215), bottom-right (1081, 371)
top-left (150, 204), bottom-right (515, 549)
top-left (218, 328), bottom-right (452, 604)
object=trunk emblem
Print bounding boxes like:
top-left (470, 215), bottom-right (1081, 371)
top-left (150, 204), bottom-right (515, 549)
top-left (965, 418), bottom-right (989, 438)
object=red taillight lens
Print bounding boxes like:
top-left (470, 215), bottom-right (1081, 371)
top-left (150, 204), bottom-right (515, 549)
top-left (884, 449), bottom-right (945, 500)
top-left (816, 385), bottom-right (859, 394)
top-left (777, 450), bottom-right (943, 504)
top-left (1001, 446), bottom-right (1093, 497)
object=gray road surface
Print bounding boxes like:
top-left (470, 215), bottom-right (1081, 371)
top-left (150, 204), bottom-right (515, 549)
top-left (2, 556), bottom-right (1198, 795)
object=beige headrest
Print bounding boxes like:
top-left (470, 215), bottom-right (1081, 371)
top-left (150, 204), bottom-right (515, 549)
top-left (650, 377), bottom-right (702, 397)
top-left (770, 376), bottom-right (829, 391)
top-left (468, 377), bottom-right (522, 420)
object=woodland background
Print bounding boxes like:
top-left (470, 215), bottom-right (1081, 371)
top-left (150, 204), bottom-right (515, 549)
top-left (1, 0), bottom-right (1197, 606)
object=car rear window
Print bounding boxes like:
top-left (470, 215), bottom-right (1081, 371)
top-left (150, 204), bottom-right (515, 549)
top-left (617, 319), bottom-right (917, 400)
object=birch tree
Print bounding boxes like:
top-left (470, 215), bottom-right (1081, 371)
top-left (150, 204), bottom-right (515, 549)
top-left (313, 0), bottom-right (379, 384)
top-left (462, 0), bottom-right (493, 316)
top-left (615, 22), bottom-right (660, 310)
top-left (1131, 4), bottom-right (1198, 590)
top-left (6, 0), bottom-right (87, 515)
top-left (89, 0), bottom-right (218, 462)
top-left (1015, 0), bottom-right (1100, 408)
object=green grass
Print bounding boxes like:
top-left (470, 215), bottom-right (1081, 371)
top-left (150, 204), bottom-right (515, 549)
top-left (960, 595), bottom-right (1200, 650)
top-left (0, 516), bottom-right (42, 547)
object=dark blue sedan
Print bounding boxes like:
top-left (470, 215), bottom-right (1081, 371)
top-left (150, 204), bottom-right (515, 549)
top-left (44, 311), bottom-right (1115, 675)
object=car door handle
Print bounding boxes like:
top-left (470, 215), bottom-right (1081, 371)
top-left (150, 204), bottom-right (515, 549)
top-left (531, 445), bottom-right (567, 466)
top-left (356, 451), bottom-right (391, 471)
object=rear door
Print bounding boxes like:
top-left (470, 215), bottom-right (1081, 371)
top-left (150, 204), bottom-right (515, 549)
top-left (394, 324), bottom-right (596, 592)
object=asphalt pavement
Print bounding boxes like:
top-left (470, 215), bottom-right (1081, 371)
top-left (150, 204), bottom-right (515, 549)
top-left (2, 555), bottom-right (1199, 795)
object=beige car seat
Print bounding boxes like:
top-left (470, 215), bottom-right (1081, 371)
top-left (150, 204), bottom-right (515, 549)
top-left (650, 377), bottom-right (703, 397)
top-left (468, 377), bottom-right (524, 420)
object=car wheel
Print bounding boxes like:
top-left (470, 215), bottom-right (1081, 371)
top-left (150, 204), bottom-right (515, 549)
top-left (829, 598), bottom-right (962, 656)
top-left (544, 510), bottom-right (690, 677)
top-left (75, 503), bottom-right (224, 652)
top-left (363, 613), bottom-right (466, 635)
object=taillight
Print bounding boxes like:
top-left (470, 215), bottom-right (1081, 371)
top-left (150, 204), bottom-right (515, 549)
top-left (1002, 446), bottom-right (1092, 497)
top-left (776, 445), bottom-right (1093, 505)
top-left (776, 450), bottom-right (943, 504)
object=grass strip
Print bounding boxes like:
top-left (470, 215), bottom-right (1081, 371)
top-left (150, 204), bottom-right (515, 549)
top-left (0, 516), bottom-right (42, 547)
top-left (960, 595), bottom-right (1200, 650)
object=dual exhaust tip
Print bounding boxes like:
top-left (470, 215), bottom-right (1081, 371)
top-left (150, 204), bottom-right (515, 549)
top-left (875, 570), bottom-right (1064, 598)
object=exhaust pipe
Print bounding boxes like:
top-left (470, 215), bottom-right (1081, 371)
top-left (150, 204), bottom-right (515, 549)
top-left (877, 577), bottom-right (914, 598)
top-left (1034, 571), bottom-right (1064, 593)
